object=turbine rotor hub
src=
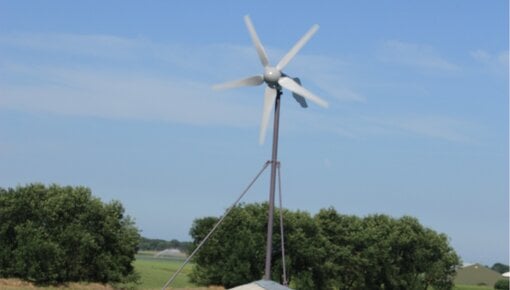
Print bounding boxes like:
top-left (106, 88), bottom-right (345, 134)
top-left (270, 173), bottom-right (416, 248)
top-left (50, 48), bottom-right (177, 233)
top-left (263, 67), bottom-right (281, 84)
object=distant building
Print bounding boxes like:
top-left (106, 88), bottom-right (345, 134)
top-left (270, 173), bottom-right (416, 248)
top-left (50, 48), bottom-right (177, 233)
top-left (154, 248), bottom-right (186, 258)
top-left (455, 263), bottom-right (506, 287)
top-left (229, 280), bottom-right (293, 290)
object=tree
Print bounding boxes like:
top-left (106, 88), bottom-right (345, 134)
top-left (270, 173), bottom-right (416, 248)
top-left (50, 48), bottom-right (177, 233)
top-left (189, 204), bottom-right (267, 288)
top-left (494, 279), bottom-right (509, 290)
top-left (189, 203), bottom-right (325, 288)
top-left (314, 208), bottom-right (366, 289)
top-left (0, 184), bottom-right (140, 284)
top-left (315, 210), bottom-right (460, 290)
top-left (189, 203), bottom-right (460, 290)
top-left (491, 263), bottom-right (509, 274)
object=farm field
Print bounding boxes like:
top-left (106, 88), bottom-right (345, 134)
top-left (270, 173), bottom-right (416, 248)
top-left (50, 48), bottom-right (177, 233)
top-left (119, 251), bottom-right (207, 289)
top-left (454, 286), bottom-right (492, 290)
top-left (453, 285), bottom-right (494, 290)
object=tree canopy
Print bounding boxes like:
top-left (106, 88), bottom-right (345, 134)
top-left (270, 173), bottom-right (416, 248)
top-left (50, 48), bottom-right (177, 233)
top-left (491, 263), bottom-right (509, 274)
top-left (0, 184), bottom-right (140, 284)
top-left (189, 203), bottom-right (460, 290)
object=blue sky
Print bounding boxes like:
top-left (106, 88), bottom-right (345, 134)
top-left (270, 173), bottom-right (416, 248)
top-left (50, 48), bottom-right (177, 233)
top-left (0, 1), bottom-right (508, 265)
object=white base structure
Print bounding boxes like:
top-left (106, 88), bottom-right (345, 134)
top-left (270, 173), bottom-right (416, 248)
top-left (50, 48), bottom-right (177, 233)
top-left (229, 280), bottom-right (293, 290)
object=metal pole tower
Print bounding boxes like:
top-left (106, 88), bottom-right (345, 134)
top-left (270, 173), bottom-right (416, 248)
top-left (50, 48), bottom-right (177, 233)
top-left (264, 89), bottom-right (282, 280)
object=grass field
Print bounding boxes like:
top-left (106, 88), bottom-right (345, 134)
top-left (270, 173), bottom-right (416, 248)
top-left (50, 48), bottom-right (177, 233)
top-left (454, 285), bottom-right (492, 290)
top-left (111, 252), bottom-right (226, 290)
top-left (119, 252), bottom-right (202, 289)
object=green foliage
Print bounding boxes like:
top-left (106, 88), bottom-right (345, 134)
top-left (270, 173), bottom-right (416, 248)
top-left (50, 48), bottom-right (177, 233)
top-left (0, 184), bottom-right (140, 284)
top-left (491, 263), bottom-right (509, 274)
top-left (139, 237), bottom-right (192, 253)
top-left (188, 203), bottom-right (461, 290)
top-left (189, 204), bottom-right (267, 288)
top-left (494, 279), bottom-right (509, 290)
top-left (316, 210), bottom-right (460, 290)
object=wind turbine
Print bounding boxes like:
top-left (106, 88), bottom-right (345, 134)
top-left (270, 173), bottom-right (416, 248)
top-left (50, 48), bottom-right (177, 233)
top-left (214, 15), bottom-right (328, 281)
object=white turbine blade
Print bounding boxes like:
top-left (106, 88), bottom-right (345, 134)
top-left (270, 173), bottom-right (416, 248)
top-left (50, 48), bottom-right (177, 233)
top-left (244, 15), bottom-right (270, 67)
top-left (278, 76), bottom-right (328, 108)
top-left (290, 77), bottom-right (308, 108)
top-left (259, 86), bottom-right (277, 144)
top-left (212, 75), bottom-right (263, 90)
top-left (276, 24), bottom-right (319, 71)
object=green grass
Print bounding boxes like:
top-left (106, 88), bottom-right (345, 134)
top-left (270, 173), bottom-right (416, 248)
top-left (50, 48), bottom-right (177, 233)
top-left (118, 254), bottom-right (195, 289)
top-left (454, 285), bottom-right (493, 290)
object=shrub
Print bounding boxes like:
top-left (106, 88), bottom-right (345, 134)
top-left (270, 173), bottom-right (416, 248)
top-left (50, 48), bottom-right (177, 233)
top-left (0, 184), bottom-right (140, 284)
top-left (494, 279), bottom-right (509, 290)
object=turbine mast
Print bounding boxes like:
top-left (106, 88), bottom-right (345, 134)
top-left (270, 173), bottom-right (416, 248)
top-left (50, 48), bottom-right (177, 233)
top-left (264, 89), bottom-right (282, 280)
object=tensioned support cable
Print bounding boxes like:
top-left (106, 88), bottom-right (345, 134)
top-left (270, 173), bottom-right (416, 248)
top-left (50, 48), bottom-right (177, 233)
top-left (277, 162), bottom-right (288, 286)
top-left (162, 161), bottom-right (271, 290)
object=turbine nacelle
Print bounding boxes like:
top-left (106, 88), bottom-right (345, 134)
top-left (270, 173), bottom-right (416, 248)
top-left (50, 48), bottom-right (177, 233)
top-left (213, 15), bottom-right (328, 144)
top-left (263, 67), bottom-right (281, 86)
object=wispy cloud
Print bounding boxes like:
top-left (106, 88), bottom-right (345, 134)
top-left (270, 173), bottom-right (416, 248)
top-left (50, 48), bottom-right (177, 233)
top-left (470, 49), bottom-right (509, 76)
top-left (282, 108), bottom-right (474, 143)
top-left (289, 54), bottom-right (367, 102)
top-left (0, 33), bottom-right (143, 60)
top-left (0, 33), bottom-right (264, 126)
top-left (379, 40), bottom-right (460, 72)
top-left (0, 33), bottom-right (475, 143)
top-left (0, 32), bottom-right (366, 123)
top-left (383, 115), bottom-right (475, 143)
top-left (0, 64), bottom-right (257, 126)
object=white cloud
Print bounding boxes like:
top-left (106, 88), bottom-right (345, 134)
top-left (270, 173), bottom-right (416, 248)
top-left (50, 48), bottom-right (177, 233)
top-left (470, 49), bottom-right (509, 75)
top-left (0, 33), bottom-right (266, 126)
top-left (323, 158), bottom-right (332, 168)
top-left (281, 107), bottom-right (473, 143)
top-left (0, 32), bottom-right (366, 125)
top-left (380, 40), bottom-right (460, 72)
top-left (0, 33), bottom-right (475, 143)
top-left (497, 51), bottom-right (509, 65)
top-left (388, 115), bottom-right (474, 143)
top-left (0, 33), bottom-right (148, 61)
top-left (289, 54), bottom-right (367, 102)
top-left (0, 64), bottom-right (257, 126)
top-left (470, 49), bottom-right (491, 62)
